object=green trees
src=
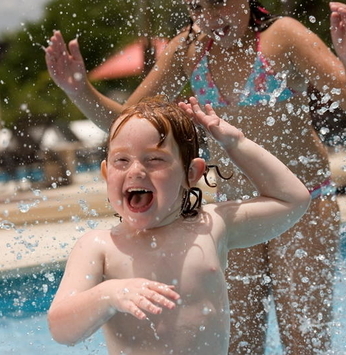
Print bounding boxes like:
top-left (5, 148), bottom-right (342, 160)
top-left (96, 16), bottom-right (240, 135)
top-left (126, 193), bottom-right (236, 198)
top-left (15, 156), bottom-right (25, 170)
top-left (0, 0), bottom-right (187, 129)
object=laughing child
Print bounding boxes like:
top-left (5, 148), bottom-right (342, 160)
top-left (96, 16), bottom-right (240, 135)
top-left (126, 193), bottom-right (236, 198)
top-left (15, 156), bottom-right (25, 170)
top-left (48, 96), bottom-right (310, 354)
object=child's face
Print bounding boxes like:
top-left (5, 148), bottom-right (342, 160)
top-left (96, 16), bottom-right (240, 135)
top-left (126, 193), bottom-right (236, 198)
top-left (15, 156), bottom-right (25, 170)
top-left (102, 115), bottom-right (187, 230)
top-left (185, 0), bottom-right (250, 45)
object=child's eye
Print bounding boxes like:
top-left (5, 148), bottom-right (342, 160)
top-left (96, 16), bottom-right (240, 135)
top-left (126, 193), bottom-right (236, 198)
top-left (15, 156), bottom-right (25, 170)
top-left (112, 157), bottom-right (129, 168)
top-left (148, 157), bottom-right (164, 163)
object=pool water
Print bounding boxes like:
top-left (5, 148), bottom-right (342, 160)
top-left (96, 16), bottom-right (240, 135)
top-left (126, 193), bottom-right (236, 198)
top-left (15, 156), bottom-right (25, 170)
top-left (0, 242), bottom-right (345, 354)
top-left (0, 268), bottom-right (106, 354)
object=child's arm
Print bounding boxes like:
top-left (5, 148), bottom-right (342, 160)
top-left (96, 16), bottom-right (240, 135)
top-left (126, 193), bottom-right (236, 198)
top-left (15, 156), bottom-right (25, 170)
top-left (48, 231), bottom-right (180, 345)
top-left (180, 97), bottom-right (311, 249)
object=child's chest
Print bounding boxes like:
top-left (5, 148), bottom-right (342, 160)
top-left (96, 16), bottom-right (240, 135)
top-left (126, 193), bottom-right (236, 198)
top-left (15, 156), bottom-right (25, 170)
top-left (103, 223), bottom-right (224, 295)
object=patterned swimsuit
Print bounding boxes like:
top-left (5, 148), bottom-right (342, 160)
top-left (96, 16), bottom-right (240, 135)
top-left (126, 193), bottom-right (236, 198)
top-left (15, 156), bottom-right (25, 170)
top-left (189, 33), bottom-right (335, 198)
top-left (190, 32), bottom-right (295, 108)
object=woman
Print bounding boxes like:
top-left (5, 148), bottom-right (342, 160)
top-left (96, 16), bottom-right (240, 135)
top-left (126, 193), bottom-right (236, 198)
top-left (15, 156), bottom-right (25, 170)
top-left (45, 1), bottom-right (346, 353)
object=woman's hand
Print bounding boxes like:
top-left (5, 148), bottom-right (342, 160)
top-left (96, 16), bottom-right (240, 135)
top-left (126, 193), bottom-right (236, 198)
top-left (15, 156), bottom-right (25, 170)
top-left (330, 2), bottom-right (346, 63)
top-left (45, 30), bottom-right (88, 95)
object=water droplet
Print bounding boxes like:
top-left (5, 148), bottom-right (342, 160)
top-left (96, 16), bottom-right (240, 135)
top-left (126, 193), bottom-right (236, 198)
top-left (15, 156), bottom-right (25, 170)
top-left (266, 116), bottom-right (275, 126)
top-left (262, 275), bottom-right (271, 284)
top-left (151, 236), bottom-right (157, 248)
top-left (73, 72), bottom-right (83, 81)
top-left (32, 189), bottom-right (41, 196)
top-left (18, 203), bottom-right (30, 213)
top-left (146, 318), bottom-right (160, 340)
top-left (294, 248), bottom-right (308, 259)
top-left (330, 101), bottom-right (340, 111)
top-left (0, 220), bottom-right (15, 230)
top-left (320, 127), bottom-right (330, 135)
top-left (202, 307), bottom-right (211, 315)
top-left (199, 325), bottom-right (205, 331)
top-left (331, 88), bottom-right (341, 95)
top-left (87, 220), bottom-right (99, 229)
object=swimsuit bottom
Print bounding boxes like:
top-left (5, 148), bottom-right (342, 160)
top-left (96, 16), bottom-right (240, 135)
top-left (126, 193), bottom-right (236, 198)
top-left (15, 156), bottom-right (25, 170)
top-left (309, 178), bottom-right (337, 199)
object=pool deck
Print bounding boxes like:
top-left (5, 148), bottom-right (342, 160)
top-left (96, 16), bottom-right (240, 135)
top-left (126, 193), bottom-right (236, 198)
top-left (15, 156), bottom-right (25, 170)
top-left (0, 172), bottom-right (115, 276)
top-left (1, 149), bottom-right (346, 277)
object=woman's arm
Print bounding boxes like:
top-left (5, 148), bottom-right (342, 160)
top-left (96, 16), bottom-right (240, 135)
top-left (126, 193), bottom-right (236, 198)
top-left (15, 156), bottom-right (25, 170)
top-left (180, 97), bottom-right (311, 249)
top-left (45, 31), bottom-right (188, 131)
top-left (330, 2), bottom-right (346, 63)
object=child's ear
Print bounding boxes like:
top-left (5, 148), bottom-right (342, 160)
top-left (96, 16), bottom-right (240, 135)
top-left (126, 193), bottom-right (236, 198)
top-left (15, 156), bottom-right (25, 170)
top-left (100, 160), bottom-right (108, 181)
top-left (188, 158), bottom-right (206, 186)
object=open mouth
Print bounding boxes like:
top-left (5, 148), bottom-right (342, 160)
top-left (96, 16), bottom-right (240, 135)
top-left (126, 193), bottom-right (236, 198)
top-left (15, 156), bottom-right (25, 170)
top-left (212, 25), bottom-right (230, 40)
top-left (126, 188), bottom-right (153, 212)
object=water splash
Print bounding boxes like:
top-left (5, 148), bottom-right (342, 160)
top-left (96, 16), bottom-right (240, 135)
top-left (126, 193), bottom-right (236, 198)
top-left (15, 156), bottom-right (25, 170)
top-left (0, 220), bottom-right (15, 230)
top-left (145, 317), bottom-right (160, 340)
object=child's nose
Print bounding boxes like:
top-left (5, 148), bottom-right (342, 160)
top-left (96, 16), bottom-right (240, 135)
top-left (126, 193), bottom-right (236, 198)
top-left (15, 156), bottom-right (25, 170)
top-left (128, 161), bottom-right (146, 179)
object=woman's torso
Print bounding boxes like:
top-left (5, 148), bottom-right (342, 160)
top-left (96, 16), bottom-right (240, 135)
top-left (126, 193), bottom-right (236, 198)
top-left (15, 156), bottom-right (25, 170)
top-left (180, 19), bottom-right (329, 197)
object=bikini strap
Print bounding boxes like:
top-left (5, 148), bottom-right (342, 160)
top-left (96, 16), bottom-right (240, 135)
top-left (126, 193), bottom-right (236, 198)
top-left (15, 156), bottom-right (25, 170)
top-left (255, 32), bottom-right (261, 52)
top-left (206, 38), bottom-right (214, 52)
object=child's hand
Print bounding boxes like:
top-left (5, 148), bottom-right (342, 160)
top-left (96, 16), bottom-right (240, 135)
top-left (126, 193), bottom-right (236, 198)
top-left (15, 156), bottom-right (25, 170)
top-left (179, 97), bottom-right (244, 149)
top-left (45, 31), bottom-right (88, 95)
top-left (110, 278), bottom-right (180, 320)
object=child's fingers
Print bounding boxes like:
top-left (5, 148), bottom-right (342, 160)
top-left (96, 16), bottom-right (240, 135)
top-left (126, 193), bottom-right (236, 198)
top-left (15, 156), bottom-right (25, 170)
top-left (127, 292), bottom-right (174, 320)
top-left (117, 293), bottom-right (164, 320)
top-left (147, 282), bottom-right (180, 300)
top-left (116, 280), bottom-right (180, 319)
top-left (204, 103), bottom-right (217, 116)
top-left (126, 301), bottom-right (149, 320)
top-left (178, 101), bottom-right (194, 117)
top-left (188, 96), bottom-right (203, 114)
top-left (139, 289), bottom-right (177, 310)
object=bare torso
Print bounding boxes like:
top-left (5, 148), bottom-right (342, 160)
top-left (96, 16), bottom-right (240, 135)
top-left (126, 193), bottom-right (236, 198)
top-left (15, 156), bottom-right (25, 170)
top-left (97, 211), bottom-right (230, 354)
top-left (181, 21), bottom-right (329, 198)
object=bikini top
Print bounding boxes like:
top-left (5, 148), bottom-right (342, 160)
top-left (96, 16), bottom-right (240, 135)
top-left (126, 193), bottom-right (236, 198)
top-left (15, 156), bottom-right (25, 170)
top-left (190, 33), bottom-right (296, 107)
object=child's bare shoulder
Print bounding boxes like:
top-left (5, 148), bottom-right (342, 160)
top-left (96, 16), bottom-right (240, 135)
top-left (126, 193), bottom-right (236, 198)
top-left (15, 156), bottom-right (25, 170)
top-left (71, 228), bottom-right (112, 255)
top-left (201, 200), bottom-right (242, 216)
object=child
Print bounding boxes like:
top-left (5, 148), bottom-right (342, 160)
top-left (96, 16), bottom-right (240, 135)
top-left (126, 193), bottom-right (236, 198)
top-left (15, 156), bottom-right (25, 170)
top-left (48, 96), bottom-right (310, 354)
top-left (45, 3), bottom-right (346, 351)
